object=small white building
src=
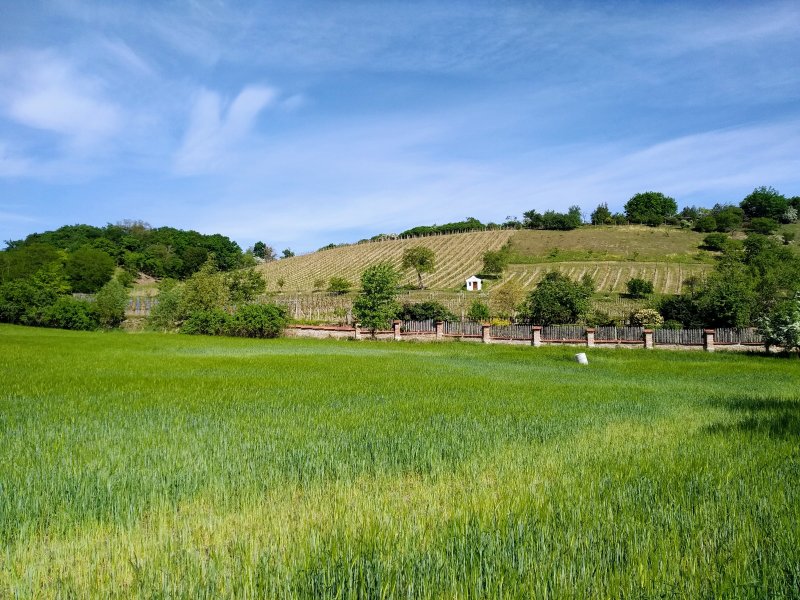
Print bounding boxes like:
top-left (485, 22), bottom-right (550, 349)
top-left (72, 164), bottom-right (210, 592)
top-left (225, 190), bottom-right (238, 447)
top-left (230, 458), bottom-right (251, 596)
top-left (465, 275), bottom-right (482, 291)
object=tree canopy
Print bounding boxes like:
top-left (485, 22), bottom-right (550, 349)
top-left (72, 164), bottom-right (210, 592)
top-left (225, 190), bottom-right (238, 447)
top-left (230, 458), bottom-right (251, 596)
top-left (624, 192), bottom-right (678, 225)
top-left (401, 246), bottom-right (436, 289)
top-left (353, 263), bottom-right (401, 333)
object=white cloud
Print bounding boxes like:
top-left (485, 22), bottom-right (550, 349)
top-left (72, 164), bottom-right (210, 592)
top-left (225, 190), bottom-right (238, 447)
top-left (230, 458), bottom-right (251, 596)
top-left (174, 86), bottom-right (277, 175)
top-left (0, 51), bottom-right (122, 150)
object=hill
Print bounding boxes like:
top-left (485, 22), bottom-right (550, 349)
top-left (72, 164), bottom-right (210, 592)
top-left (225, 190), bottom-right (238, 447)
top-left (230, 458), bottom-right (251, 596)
top-left (258, 226), bottom-right (710, 293)
top-left (257, 230), bottom-right (516, 292)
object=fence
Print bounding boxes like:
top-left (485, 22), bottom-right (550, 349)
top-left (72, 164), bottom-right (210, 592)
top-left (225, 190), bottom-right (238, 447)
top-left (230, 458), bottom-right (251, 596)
top-left (402, 319), bottom-right (435, 333)
top-left (653, 328), bottom-right (704, 345)
top-left (714, 328), bottom-right (763, 345)
top-left (542, 325), bottom-right (585, 342)
top-left (596, 326), bottom-right (645, 343)
top-left (443, 321), bottom-right (483, 337)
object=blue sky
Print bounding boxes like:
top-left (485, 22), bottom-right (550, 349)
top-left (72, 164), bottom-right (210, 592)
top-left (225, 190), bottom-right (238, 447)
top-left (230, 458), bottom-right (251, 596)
top-left (1, 1), bottom-right (799, 252)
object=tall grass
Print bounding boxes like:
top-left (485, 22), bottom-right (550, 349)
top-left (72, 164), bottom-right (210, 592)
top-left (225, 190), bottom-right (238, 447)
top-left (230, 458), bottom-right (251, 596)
top-left (1, 324), bottom-right (798, 598)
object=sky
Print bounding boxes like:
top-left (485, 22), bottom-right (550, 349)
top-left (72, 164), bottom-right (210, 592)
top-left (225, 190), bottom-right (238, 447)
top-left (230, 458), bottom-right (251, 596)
top-left (1, 0), bottom-right (799, 253)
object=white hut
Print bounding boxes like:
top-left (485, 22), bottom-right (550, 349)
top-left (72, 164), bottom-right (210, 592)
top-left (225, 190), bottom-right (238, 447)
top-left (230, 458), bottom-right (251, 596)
top-left (465, 275), bottom-right (482, 291)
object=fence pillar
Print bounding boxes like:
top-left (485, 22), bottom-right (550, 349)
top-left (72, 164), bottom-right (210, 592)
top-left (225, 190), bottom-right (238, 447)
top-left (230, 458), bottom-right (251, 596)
top-left (643, 329), bottom-right (654, 349)
top-left (585, 327), bottom-right (595, 348)
top-left (481, 323), bottom-right (492, 344)
top-left (392, 320), bottom-right (402, 340)
top-left (354, 322), bottom-right (362, 340)
top-left (704, 329), bottom-right (715, 352)
top-left (532, 326), bottom-right (542, 347)
top-left (435, 321), bottom-right (444, 340)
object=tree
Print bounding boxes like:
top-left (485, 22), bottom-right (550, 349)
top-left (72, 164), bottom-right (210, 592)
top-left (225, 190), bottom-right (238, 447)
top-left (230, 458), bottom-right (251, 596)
top-left (147, 280), bottom-right (183, 332)
top-left (740, 186), bottom-right (788, 221)
top-left (226, 268), bottom-right (266, 304)
top-left (490, 279), bottom-right (525, 320)
top-left (482, 249), bottom-right (509, 277)
top-left (94, 278), bottom-right (129, 328)
top-left (626, 277), bottom-right (654, 298)
top-left (253, 241), bottom-right (276, 261)
top-left (523, 272), bottom-right (594, 325)
top-left (401, 246), bottom-right (436, 289)
top-left (281, 248), bottom-right (295, 259)
top-left (65, 247), bottom-right (115, 293)
top-left (624, 192), bottom-right (678, 225)
top-left (353, 263), bottom-right (400, 334)
top-left (591, 203), bottom-right (613, 225)
top-left (180, 259), bottom-right (228, 315)
top-left (327, 276), bottom-right (351, 294)
top-left (748, 217), bottom-right (778, 235)
top-left (467, 300), bottom-right (491, 322)
top-left (757, 295), bottom-right (800, 355)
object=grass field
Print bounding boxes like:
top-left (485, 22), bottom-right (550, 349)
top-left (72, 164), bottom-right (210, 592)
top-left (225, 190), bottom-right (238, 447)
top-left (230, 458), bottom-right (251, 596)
top-left (1, 325), bottom-right (799, 598)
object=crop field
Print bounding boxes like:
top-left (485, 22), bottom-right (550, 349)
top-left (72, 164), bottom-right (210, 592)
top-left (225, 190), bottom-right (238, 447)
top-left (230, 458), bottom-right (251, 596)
top-left (507, 226), bottom-right (708, 263)
top-left (504, 261), bottom-right (713, 294)
top-left (258, 230), bottom-right (515, 292)
top-left (1, 325), bottom-right (799, 598)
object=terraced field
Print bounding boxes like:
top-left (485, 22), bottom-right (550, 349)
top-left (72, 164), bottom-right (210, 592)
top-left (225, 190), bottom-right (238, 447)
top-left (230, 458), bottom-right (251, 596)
top-left (505, 261), bottom-right (713, 294)
top-left (258, 230), bottom-right (516, 292)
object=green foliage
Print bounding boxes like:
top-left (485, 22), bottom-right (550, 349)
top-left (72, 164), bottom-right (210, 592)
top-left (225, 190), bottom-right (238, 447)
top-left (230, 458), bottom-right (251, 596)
top-left (41, 297), bottom-right (99, 331)
top-left (701, 233), bottom-right (729, 252)
top-left (65, 247), bottom-right (115, 293)
top-left (115, 270), bottom-right (135, 288)
top-left (401, 246), bottom-right (436, 289)
top-left (481, 249), bottom-right (509, 277)
top-left (180, 309), bottom-right (230, 336)
top-left (740, 186), bottom-right (788, 221)
top-left (490, 280), bottom-right (525, 319)
top-left (94, 279), bottom-right (129, 328)
top-left (695, 265), bottom-right (755, 328)
top-left (590, 203), bottom-right (613, 225)
top-left (523, 206), bottom-right (582, 230)
top-left (523, 271), bottom-right (594, 325)
top-left (757, 295), bottom-right (800, 354)
top-left (281, 248), bottom-right (295, 259)
top-left (693, 215), bottom-right (717, 233)
top-left (630, 308), bottom-right (664, 328)
top-left (711, 205), bottom-right (743, 232)
top-left (146, 282), bottom-right (184, 332)
top-left (226, 269), bottom-right (266, 305)
top-left (467, 300), bottom-right (491, 322)
top-left (327, 276), bottom-right (351, 294)
top-left (397, 301), bottom-right (456, 322)
top-left (399, 217), bottom-right (485, 237)
top-left (0, 244), bottom-right (62, 284)
top-left (657, 295), bottom-right (704, 329)
top-left (624, 192), bottom-right (678, 225)
top-left (353, 263), bottom-right (401, 332)
top-left (226, 303), bottom-right (288, 338)
top-left (180, 259), bottom-right (229, 315)
top-left (0, 264), bottom-right (70, 326)
top-left (253, 241), bottom-right (276, 261)
top-left (625, 277), bottom-right (654, 298)
top-left (747, 217), bottom-right (778, 235)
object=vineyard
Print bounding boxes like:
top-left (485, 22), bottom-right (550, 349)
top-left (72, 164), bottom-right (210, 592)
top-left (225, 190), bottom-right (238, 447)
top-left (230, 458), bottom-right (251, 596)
top-left (504, 261), bottom-right (713, 294)
top-left (257, 230), bottom-right (515, 292)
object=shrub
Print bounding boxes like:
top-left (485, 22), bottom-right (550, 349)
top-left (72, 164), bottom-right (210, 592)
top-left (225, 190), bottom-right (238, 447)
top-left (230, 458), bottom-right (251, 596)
top-left (227, 303), bottom-right (288, 338)
top-left (397, 301), bottom-right (456, 322)
top-left (147, 282), bottom-right (184, 332)
top-left (327, 276), bottom-right (351, 294)
top-left (748, 217), bottom-right (778, 235)
top-left (353, 263), bottom-right (401, 333)
top-left (630, 308), bottom-right (664, 328)
top-left (180, 309), bottom-right (230, 336)
top-left (757, 295), bottom-right (800, 355)
top-left (65, 247), bottom-right (116, 293)
top-left (626, 278), bottom-right (654, 298)
top-left (523, 272), bottom-right (593, 325)
top-left (467, 300), bottom-right (491, 322)
top-left (701, 233), bottom-right (729, 252)
top-left (42, 297), bottom-right (98, 331)
top-left (694, 216), bottom-right (717, 233)
top-left (94, 279), bottom-right (129, 328)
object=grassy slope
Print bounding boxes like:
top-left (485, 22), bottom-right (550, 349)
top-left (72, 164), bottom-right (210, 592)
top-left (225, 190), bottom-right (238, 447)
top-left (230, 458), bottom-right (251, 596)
top-left (1, 325), bottom-right (799, 598)
top-left (256, 226), bottom-right (710, 294)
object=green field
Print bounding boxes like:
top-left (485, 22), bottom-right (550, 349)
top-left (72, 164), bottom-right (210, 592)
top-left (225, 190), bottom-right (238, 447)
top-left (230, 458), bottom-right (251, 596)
top-left (1, 325), bottom-right (799, 598)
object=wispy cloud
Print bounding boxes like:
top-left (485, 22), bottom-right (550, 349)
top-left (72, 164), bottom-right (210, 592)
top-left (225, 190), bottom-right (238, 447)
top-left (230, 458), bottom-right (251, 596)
top-left (174, 86), bottom-right (277, 175)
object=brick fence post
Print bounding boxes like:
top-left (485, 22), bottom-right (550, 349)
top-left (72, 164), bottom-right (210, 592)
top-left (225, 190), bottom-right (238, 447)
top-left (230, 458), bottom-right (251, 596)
top-left (532, 325), bottom-right (542, 347)
top-left (643, 329), bottom-right (654, 349)
top-left (704, 329), bottom-right (715, 352)
top-left (586, 327), bottom-right (595, 348)
top-left (392, 320), bottom-right (402, 341)
top-left (435, 320), bottom-right (444, 340)
top-left (481, 323), bottom-right (492, 344)
top-left (354, 322), bottom-right (361, 340)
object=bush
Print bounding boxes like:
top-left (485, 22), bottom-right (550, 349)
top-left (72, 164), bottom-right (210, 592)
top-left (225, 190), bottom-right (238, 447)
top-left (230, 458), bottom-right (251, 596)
top-left (467, 300), bottom-right (491, 322)
top-left (94, 279), bottom-right (129, 328)
top-left (353, 263), bottom-right (401, 332)
top-left (327, 276), bottom-right (351, 294)
top-left (397, 301), bottom-right (456, 322)
top-left (523, 272), bottom-right (593, 325)
top-left (65, 247), bottom-right (116, 293)
top-left (42, 297), bottom-right (98, 331)
top-left (626, 278), bottom-right (654, 298)
top-left (748, 217), bottom-right (778, 235)
top-left (226, 303), bottom-right (288, 338)
top-left (180, 309), bottom-right (230, 336)
top-left (701, 233), bottom-right (729, 252)
top-left (147, 282), bottom-right (184, 332)
top-left (630, 308), bottom-right (664, 328)
top-left (757, 295), bottom-right (800, 354)
top-left (694, 215), bottom-right (717, 233)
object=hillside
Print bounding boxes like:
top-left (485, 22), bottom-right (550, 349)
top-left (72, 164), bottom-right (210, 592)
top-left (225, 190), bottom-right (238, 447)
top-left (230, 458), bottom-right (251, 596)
top-left (258, 226), bottom-right (710, 293)
top-left (257, 230), bottom-right (516, 292)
